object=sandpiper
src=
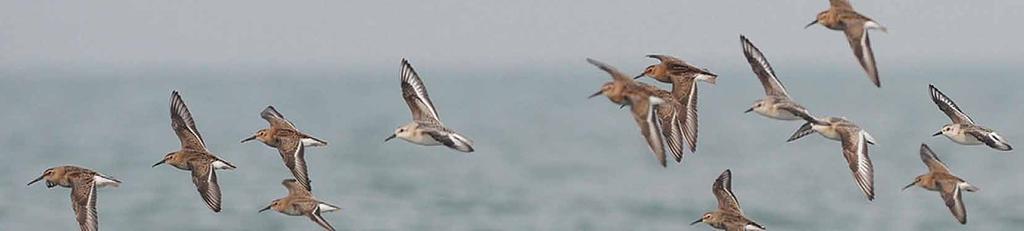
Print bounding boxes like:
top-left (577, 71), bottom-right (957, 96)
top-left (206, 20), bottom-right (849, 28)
top-left (788, 115), bottom-right (877, 200)
top-left (691, 169), bottom-right (766, 231)
top-left (384, 59), bottom-right (475, 153)
top-left (929, 84), bottom-right (1012, 151)
top-left (903, 144), bottom-right (979, 224)
top-left (154, 91), bottom-right (237, 212)
top-left (28, 165), bottom-right (121, 231)
top-left (260, 179), bottom-right (341, 231)
top-left (242, 106), bottom-right (328, 191)
top-left (587, 58), bottom-right (688, 167)
top-left (739, 35), bottom-right (813, 121)
top-left (805, 0), bottom-right (887, 87)
top-left (635, 54), bottom-right (715, 153)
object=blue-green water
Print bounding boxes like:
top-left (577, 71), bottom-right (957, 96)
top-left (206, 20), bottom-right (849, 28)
top-left (2, 66), bottom-right (1023, 230)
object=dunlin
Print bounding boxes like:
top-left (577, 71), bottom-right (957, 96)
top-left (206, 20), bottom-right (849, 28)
top-left (28, 165), bottom-right (121, 231)
top-left (385, 59), bottom-right (475, 152)
top-left (153, 91), bottom-right (237, 212)
top-left (740, 35), bottom-right (813, 121)
top-left (587, 58), bottom-right (688, 166)
top-left (805, 0), bottom-right (887, 87)
top-left (691, 169), bottom-right (766, 231)
top-left (260, 179), bottom-right (341, 231)
top-left (635, 54), bottom-right (714, 152)
top-left (903, 144), bottom-right (979, 224)
top-left (788, 115), bottom-right (877, 200)
top-left (929, 84), bottom-right (1012, 151)
top-left (242, 106), bottom-right (328, 191)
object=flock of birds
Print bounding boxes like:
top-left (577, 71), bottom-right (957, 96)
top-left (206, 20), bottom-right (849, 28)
top-left (21, 1), bottom-right (1015, 230)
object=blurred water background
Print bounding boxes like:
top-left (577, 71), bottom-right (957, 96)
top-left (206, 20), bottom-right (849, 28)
top-left (1, 64), bottom-right (1023, 230)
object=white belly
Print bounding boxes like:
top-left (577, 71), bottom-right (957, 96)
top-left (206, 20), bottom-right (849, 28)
top-left (814, 125), bottom-right (841, 141)
top-left (946, 133), bottom-right (982, 145)
top-left (400, 134), bottom-right (441, 146)
top-left (755, 107), bottom-right (800, 120)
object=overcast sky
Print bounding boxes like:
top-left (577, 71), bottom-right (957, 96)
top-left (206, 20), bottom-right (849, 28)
top-left (0, 0), bottom-right (1021, 72)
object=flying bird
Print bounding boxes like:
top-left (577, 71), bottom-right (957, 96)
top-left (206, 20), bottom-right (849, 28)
top-left (806, 0), bottom-right (888, 87)
top-left (385, 59), bottom-right (475, 152)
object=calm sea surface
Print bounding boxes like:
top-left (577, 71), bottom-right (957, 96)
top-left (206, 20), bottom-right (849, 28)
top-left (2, 67), bottom-right (1023, 230)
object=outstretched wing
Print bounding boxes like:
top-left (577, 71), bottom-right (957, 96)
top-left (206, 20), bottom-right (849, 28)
top-left (70, 179), bottom-right (98, 231)
top-left (919, 144), bottom-right (952, 174)
top-left (190, 162), bottom-right (223, 212)
top-left (586, 58), bottom-right (632, 82)
top-left (171, 91), bottom-right (207, 151)
top-left (713, 169), bottom-right (743, 215)
top-left (840, 129), bottom-right (875, 200)
top-left (277, 136), bottom-right (312, 191)
top-left (401, 59), bottom-right (442, 123)
top-left (628, 95), bottom-right (667, 167)
top-left (929, 85), bottom-right (974, 124)
top-left (843, 21), bottom-right (881, 87)
top-left (740, 35), bottom-right (789, 97)
top-left (938, 181), bottom-right (968, 224)
top-left (261, 106), bottom-right (297, 130)
top-left (307, 204), bottom-right (337, 231)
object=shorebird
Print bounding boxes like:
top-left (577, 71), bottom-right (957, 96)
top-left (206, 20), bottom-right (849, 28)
top-left (587, 58), bottom-right (688, 167)
top-left (903, 144), bottom-right (979, 224)
top-left (805, 0), bottom-right (887, 87)
top-left (635, 54), bottom-right (716, 152)
top-left (154, 91), bottom-right (237, 212)
top-left (384, 59), bottom-right (475, 153)
top-left (739, 35), bottom-right (813, 121)
top-left (929, 85), bottom-right (1012, 151)
top-left (691, 169), bottom-right (766, 231)
top-left (787, 115), bottom-right (877, 200)
top-left (260, 179), bottom-right (341, 231)
top-left (28, 165), bottom-right (121, 231)
top-left (242, 106), bottom-right (328, 191)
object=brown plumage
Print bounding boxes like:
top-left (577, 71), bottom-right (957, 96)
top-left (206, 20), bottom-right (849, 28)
top-left (587, 58), bottom-right (689, 167)
top-left (691, 169), bottom-right (765, 231)
top-left (806, 0), bottom-right (887, 87)
top-left (788, 116), bottom-right (876, 200)
top-left (154, 91), bottom-right (236, 213)
top-left (637, 54), bottom-right (715, 152)
top-left (903, 144), bottom-right (979, 224)
top-left (28, 165), bottom-right (121, 231)
top-left (260, 179), bottom-right (342, 231)
top-left (242, 106), bottom-right (327, 191)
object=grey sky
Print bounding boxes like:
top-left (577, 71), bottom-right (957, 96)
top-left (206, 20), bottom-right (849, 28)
top-left (0, 0), bottom-right (1021, 72)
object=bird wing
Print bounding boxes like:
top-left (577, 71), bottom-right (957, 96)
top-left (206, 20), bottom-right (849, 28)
top-left (587, 58), bottom-right (633, 82)
top-left (628, 95), bottom-right (667, 167)
top-left (277, 136), bottom-right (312, 191)
top-left (170, 91), bottom-right (207, 151)
top-left (261, 106), bottom-right (297, 130)
top-left (919, 144), bottom-right (952, 174)
top-left (842, 20), bottom-right (882, 87)
top-left (929, 85), bottom-right (975, 124)
top-left (740, 35), bottom-right (789, 97)
top-left (713, 169), bottom-right (744, 215)
top-left (401, 59), bottom-right (443, 123)
top-left (938, 180), bottom-right (968, 224)
top-left (840, 128), bottom-right (875, 200)
top-left (70, 178), bottom-right (98, 231)
top-left (307, 203), bottom-right (337, 231)
top-left (190, 161), bottom-right (223, 212)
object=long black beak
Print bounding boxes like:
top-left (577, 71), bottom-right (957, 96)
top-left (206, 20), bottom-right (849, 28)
top-left (804, 19), bottom-right (819, 29)
top-left (902, 179), bottom-right (920, 191)
top-left (690, 218), bottom-right (703, 225)
top-left (932, 131), bottom-right (943, 137)
top-left (152, 159), bottom-right (167, 167)
top-left (384, 134), bottom-right (396, 142)
top-left (258, 204), bottom-right (273, 213)
top-left (587, 90), bottom-right (603, 99)
top-left (27, 174), bottom-right (46, 186)
top-left (241, 135), bottom-right (257, 143)
top-left (633, 73), bottom-right (645, 79)
top-left (744, 107), bottom-right (754, 113)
